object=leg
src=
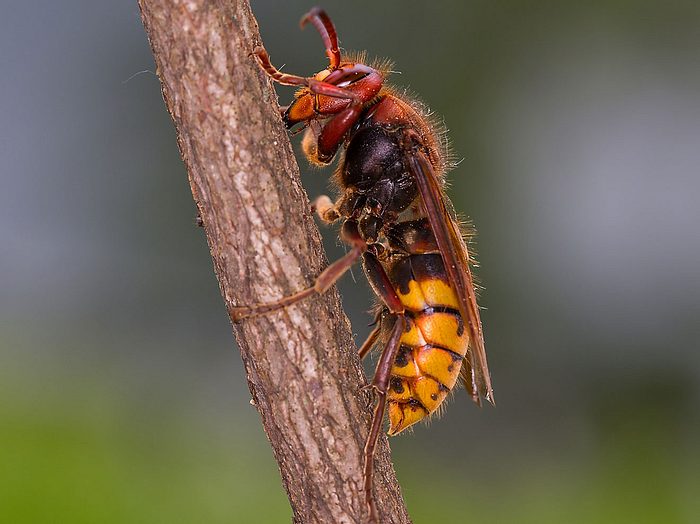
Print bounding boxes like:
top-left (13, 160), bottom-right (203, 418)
top-left (363, 314), bottom-right (406, 524)
top-left (253, 47), bottom-right (359, 102)
top-left (231, 244), bottom-right (364, 322)
top-left (363, 251), bottom-right (405, 314)
top-left (316, 100), bottom-right (363, 162)
top-left (232, 220), bottom-right (366, 322)
top-left (355, 257), bottom-right (407, 521)
top-left (310, 195), bottom-right (341, 224)
top-left (358, 324), bottom-right (380, 360)
top-left (358, 307), bottom-right (390, 359)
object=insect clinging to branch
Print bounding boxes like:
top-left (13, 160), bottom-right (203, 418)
top-left (234, 7), bottom-right (494, 522)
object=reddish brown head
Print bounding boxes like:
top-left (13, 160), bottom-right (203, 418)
top-left (284, 64), bottom-right (383, 127)
top-left (253, 7), bottom-right (384, 129)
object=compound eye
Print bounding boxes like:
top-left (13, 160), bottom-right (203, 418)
top-left (325, 66), bottom-right (370, 87)
top-left (336, 71), bottom-right (369, 87)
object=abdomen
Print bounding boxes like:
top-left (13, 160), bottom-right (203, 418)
top-left (385, 253), bottom-right (469, 435)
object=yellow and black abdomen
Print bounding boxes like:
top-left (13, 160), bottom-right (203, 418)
top-left (385, 253), bottom-right (469, 435)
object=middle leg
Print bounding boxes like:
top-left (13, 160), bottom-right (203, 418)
top-left (231, 220), bottom-right (366, 322)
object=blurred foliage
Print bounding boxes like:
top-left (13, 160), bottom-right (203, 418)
top-left (0, 362), bottom-right (290, 523)
top-left (2, 362), bottom-right (697, 523)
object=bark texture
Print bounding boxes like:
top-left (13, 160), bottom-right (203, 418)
top-left (138, 1), bottom-right (412, 523)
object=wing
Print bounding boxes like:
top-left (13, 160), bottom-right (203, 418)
top-left (409, 153), bottom-right (494, 406)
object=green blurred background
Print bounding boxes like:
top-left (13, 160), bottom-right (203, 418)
top-left (2, 1), bottom-right (699, 522)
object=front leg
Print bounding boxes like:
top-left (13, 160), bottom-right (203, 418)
top-left (311, 195), bottom-right (341, 224)
top-left (315, 100), bottom-right (364, 163)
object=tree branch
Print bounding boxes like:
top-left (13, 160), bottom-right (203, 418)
top-left (138, 1), bottom-right (411, 522)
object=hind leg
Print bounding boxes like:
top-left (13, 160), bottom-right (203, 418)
top-left (362, 313), bottom-right (406, 523)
